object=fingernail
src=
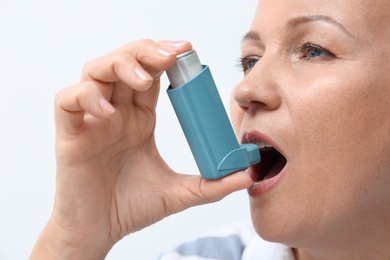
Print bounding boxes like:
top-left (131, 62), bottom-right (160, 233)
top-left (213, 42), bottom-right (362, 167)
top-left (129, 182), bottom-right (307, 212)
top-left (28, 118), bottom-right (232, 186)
top-left (99, 98), bottom-right (115, 114)
top-left (135, 67), bottom-right (153, 81)
top-left (171, 40), bottom-right (189, 47)
top-left (158, 47), bottom-right (176, 56)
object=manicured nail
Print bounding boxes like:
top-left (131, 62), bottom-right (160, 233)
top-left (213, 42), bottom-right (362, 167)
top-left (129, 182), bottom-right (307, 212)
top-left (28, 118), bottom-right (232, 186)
top-left (135, 67), bottom-right (153, 81)
top-left (171, 40), bottom-right (189, 47)
top-left (158, 47), bottom-right (176, 56)
top-left (99, 98), bottom-right (115, 114)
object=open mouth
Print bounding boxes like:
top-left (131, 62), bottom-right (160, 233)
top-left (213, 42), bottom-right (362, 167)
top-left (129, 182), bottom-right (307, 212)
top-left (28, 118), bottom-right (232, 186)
top-left (251, 142), bottom-right (287, 182)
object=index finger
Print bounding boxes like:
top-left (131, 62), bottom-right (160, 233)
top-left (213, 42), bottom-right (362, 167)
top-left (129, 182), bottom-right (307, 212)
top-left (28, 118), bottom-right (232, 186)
top-left (80, 40), bottom-right (192, 92)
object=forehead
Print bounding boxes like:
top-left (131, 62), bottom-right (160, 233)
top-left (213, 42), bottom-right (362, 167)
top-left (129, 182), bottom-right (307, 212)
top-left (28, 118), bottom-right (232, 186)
top-left (250, 0), bottom-right (390, 40)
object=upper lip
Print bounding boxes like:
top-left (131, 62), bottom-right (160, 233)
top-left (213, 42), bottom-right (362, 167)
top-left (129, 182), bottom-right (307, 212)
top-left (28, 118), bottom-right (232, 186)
top-left (241, 131), bottom-right (284, 155)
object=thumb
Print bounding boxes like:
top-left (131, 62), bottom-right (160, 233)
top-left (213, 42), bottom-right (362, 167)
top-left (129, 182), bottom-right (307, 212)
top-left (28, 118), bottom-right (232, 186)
top-left (178, 171), bottom-right (252, 209)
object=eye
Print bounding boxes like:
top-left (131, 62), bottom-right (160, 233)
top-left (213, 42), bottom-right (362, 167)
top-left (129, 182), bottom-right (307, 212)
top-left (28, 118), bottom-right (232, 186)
top-left (298, 43), bottom-right (334, 60)
top-left (238, 56), bottom-right (261, 75)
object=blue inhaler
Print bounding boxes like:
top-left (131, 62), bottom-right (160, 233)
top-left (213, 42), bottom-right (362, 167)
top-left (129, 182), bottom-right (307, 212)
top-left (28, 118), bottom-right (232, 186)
top-left (166, 50), bottom-right (261, 180)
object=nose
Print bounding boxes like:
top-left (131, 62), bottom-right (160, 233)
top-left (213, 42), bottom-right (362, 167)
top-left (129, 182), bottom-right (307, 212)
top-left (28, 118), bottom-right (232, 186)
top-left (233, 55), bottom-right (282, 113)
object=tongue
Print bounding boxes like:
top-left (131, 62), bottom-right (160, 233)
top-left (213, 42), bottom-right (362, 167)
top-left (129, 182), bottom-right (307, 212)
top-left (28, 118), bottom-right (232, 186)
top-left (264, 156), bottom-right (287, 180)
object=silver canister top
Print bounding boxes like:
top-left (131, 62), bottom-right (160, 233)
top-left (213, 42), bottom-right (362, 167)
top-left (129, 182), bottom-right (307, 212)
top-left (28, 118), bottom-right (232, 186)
top-left (166, 49), bottom-right (203, 88)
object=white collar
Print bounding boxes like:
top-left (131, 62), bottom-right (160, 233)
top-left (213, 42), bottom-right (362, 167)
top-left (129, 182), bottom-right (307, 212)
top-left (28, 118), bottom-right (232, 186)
top-left (242, 234), bottom-right (295, 260)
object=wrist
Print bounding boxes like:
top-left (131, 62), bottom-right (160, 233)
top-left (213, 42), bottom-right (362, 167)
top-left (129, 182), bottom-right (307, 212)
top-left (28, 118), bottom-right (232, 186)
top-left (30, 217), bottom-right (114, 260)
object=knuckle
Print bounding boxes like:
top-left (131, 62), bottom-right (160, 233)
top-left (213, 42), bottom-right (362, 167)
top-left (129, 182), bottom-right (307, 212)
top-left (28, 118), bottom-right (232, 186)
top-left (54, 89), bottom-right (65, 106)
top-left (138, 38), bottom-right (156, 46)
top-left (54, 82), bottom-right (94, 109)
top-left (113, 53), bottom-right (129, 67)
top-left (112, 53), bottom-right (133, 78)
top-left (77, 82), bottom-right (92, 99)
top-left (81, 59), bottom-right (96, 79)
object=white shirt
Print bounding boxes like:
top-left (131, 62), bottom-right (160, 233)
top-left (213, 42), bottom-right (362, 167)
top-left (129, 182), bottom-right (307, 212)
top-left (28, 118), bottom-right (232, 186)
top-left (158, 221), bottom-right (295, 260)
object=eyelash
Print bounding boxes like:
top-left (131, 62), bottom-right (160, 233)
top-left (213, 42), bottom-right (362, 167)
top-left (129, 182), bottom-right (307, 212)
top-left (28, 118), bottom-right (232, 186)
top-left (237, 56), bottom-right (261, 74)
top-left (238, 43), bottom-right (335, 74)
top-left (297, 43), bottom-right (335, 60)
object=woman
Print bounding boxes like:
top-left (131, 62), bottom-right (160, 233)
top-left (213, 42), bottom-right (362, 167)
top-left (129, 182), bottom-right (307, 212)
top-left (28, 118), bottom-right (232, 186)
top-left (31, 0), bottom-right (390, 259)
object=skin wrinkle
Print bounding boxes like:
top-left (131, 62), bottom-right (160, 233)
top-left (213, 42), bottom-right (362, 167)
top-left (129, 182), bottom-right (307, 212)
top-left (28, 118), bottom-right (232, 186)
top-left (110, 191), bottom-right (122, 242)
top-left (232, 0), bottom-right (390, 259)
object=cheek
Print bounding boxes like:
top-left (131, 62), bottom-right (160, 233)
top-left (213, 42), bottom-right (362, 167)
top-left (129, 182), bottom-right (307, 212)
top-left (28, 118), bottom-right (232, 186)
top-left (291, 70), bottom-right (390, 195)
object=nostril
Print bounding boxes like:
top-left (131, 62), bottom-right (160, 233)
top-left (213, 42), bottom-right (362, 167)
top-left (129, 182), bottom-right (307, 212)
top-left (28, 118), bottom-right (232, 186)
top-left (238, 104), bottom-right (249, 112)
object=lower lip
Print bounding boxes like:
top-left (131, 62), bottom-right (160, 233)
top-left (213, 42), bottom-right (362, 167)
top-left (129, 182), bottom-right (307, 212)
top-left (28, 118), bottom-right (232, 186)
top-left (247, 162), bottom-right (288, 198)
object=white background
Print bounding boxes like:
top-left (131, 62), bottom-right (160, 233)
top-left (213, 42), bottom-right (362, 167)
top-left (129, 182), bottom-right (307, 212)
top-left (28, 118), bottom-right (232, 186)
top-left (0, 1), bottom-right (258, 259)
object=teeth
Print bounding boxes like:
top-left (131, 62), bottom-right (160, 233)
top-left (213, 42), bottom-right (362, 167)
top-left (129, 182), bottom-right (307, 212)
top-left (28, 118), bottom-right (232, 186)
top-left (256, 141), bottom-right (273, 149)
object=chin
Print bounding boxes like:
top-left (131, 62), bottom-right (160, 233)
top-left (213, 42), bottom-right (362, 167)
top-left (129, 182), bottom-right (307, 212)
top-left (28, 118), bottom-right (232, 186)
top-left (249, 198), bottom-right (312, 248)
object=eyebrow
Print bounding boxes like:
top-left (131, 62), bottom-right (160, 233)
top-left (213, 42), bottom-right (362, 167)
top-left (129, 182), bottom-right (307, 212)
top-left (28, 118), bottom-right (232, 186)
top-left (242, 14), bottom-right (355, 44)
top-left (288, 15), bottom-right (355, 38)
top-left (242, 31), bottom-right (261, 43)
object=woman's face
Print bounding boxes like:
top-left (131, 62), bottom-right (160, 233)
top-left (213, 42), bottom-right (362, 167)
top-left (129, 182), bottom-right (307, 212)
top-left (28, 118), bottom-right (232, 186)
top-left (231, 0), bottom-right (390, 253)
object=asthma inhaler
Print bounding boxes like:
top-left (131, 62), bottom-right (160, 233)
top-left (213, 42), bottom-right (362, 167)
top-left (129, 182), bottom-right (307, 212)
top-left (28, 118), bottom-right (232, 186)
top-left (166, 50), bottom-right (261, 180)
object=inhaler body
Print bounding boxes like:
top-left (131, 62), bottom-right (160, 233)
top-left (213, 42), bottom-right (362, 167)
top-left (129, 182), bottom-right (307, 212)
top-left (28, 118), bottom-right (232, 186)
top-left (166, 50), bottom-right (260, 180)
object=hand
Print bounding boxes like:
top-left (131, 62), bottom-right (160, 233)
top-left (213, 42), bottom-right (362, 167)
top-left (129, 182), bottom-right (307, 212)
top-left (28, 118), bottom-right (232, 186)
top-left (30, 40), bottom-right (252, 259)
